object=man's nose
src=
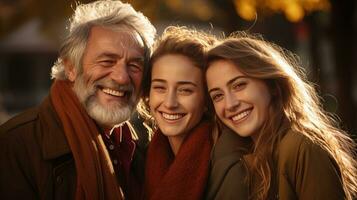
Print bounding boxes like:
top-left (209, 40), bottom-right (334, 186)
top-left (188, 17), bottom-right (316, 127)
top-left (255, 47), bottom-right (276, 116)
top-left (111, 62), bottom-right (130, 85)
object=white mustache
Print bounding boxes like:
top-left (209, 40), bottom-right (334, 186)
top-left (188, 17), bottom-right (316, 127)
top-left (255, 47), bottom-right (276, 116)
top-left (95, 79), bottom-right (134, 93)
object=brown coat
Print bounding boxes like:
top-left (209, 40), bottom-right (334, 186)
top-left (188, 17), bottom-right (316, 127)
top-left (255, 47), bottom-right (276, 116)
top-left (0, 97), bottom-right (148, 200)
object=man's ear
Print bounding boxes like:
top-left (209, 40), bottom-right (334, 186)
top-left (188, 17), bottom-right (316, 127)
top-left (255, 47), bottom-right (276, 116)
top-left (63, 59), bottom-right (77, 82)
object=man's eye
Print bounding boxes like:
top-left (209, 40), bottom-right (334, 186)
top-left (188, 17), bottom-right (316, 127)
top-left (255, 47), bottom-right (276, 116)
top-left (128, 63), bottom-right (143, 73)
top-left (99, 60), bottom-right (115, 66)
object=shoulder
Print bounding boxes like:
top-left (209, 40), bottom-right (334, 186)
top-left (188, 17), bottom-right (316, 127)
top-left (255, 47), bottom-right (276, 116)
top-left (0, 107), bottom-right (39, 140)
top-left (0, 107), bottom-right (41, 161)
top-left (277, 130), bottom-right (331, 165)
top-left (276, 131), bottom-right (345, 199)
top-left (206, 154), bottom-right (248, 200)
top-left (277, 129), bottom-right (342, 187)
top-left (209, 127), bottom-right (251, 183)
top-left (207, 128), bottom-right (250, 200)
top-left (0, 107), bottom-right (41, 176)
top-left (212, 127), bottom-right (252, 161)
top-left (277, 130), bottom-right (306, 160)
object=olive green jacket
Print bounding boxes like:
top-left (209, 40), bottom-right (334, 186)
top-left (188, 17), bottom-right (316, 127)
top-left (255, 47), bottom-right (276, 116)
top-left (205, 129), bottom-right (345, 200)
top-left (272, 130), bottom-right (345, 200)
top-left (205, 128), bottom-right (252, 200)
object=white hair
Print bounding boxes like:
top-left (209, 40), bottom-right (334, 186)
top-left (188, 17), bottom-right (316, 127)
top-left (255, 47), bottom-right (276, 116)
top-left (51, 0), bottom-right (156, 80)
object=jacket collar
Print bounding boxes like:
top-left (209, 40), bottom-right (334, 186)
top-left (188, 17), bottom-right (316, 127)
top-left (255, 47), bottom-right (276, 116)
top-left (211, 127), bottom-right (253, 162)
top-left (37, 96), bottom-right (148, 160)
top-left (37, 96), bottom-right (72, 160)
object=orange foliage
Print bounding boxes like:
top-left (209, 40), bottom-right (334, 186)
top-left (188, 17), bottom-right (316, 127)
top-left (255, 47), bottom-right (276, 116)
top-left (233, 0), bottom-right (330, 22)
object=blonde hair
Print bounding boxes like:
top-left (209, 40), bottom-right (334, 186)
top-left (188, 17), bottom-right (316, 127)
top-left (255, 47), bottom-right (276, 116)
top-left (51, 0), bottom-right (156, 80)
top-left (206, 32), bottom-right (357, 200)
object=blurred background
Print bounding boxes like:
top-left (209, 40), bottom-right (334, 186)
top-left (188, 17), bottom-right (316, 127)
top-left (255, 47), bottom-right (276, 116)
top-left (0, 0), bottom-right (356, 137)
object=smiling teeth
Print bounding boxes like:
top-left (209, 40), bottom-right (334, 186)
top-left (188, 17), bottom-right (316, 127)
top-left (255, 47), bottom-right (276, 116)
top-left (162, 113), bottom-right (183, 120)
top-left (232, 110), bottom-right (251, 121)
top-left (102, 88), bottom-right (124, 97)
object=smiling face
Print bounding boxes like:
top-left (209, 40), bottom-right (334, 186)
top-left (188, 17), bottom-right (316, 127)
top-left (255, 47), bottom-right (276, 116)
top-left (206, 59), bottom-right (271, 140)
top-left (66, 26), bottom-right (145, 128)
top-left (149, 54), bottom-right (206, 143)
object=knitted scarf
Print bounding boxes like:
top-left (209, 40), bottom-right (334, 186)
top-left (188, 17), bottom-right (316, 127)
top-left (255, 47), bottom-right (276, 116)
top-left (144, 121), bottom-right (213, 200)
top-left (50, 80), bottom-right (124, 200)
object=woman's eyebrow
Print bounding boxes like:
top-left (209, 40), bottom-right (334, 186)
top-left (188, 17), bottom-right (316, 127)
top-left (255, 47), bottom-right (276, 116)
top-left (208, 75), bottom-right (248, 94)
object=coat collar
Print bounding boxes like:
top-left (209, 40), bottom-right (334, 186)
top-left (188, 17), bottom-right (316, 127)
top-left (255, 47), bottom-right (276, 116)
top-left (37, 96), bottom-right (71, 160)
top-left (36, 96), bottom-right (148, 160)
top-left (211, 127), bottom-right (253, 163)
top-left (205, 127), bottom-right (252, 200)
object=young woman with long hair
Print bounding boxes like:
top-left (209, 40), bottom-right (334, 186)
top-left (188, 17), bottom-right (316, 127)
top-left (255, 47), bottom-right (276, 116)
top-left (205, 33), bottom-right (357, 200)
top-left (140, 26), bottom-right (217, 200)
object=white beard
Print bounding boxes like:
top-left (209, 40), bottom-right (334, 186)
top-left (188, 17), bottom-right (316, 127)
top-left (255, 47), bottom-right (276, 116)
top-left (73, 73), bottom-right (137, 127)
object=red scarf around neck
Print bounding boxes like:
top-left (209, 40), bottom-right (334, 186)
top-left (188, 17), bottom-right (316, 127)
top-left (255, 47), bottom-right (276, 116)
top-left (144, 121), bottom-right (213, 200)
top-left (50, 80), bottom-right (123, 200)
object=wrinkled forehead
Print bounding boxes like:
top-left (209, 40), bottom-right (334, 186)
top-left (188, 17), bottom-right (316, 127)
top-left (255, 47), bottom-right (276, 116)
top-left (110, 25), bottom-right (145, 49)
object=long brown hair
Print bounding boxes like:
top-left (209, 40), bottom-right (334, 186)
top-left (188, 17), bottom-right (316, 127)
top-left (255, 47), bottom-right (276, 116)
top-left (206, 32), bottom-right (357, 200)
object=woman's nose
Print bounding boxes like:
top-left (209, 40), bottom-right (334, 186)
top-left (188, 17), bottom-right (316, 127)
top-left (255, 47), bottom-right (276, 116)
top-left (163, 90), bottom-right (179, 109)
top-left (225, 92), bottom-right (240, 112)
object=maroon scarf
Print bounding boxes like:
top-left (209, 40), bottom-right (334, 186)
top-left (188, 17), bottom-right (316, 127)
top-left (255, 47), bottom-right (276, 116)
top-left (144, 121), bottom-right (213, 200)
top-left (50, 80), bottom-right (123, 200)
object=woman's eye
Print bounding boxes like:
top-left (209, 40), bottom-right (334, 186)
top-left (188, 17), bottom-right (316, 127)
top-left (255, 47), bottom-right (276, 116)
top-left (151, 86), bottom-right (166, 93)
top-left (232, 82), bottom-right (246, 90)
top-left (211, 93), bottom-right (223, 102)
top-left (178, 88), bottom-right (193, 95)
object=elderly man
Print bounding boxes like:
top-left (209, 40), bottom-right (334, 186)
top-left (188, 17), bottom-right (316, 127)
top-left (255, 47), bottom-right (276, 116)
top-left (0, 1), bottom-right (156, 199)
